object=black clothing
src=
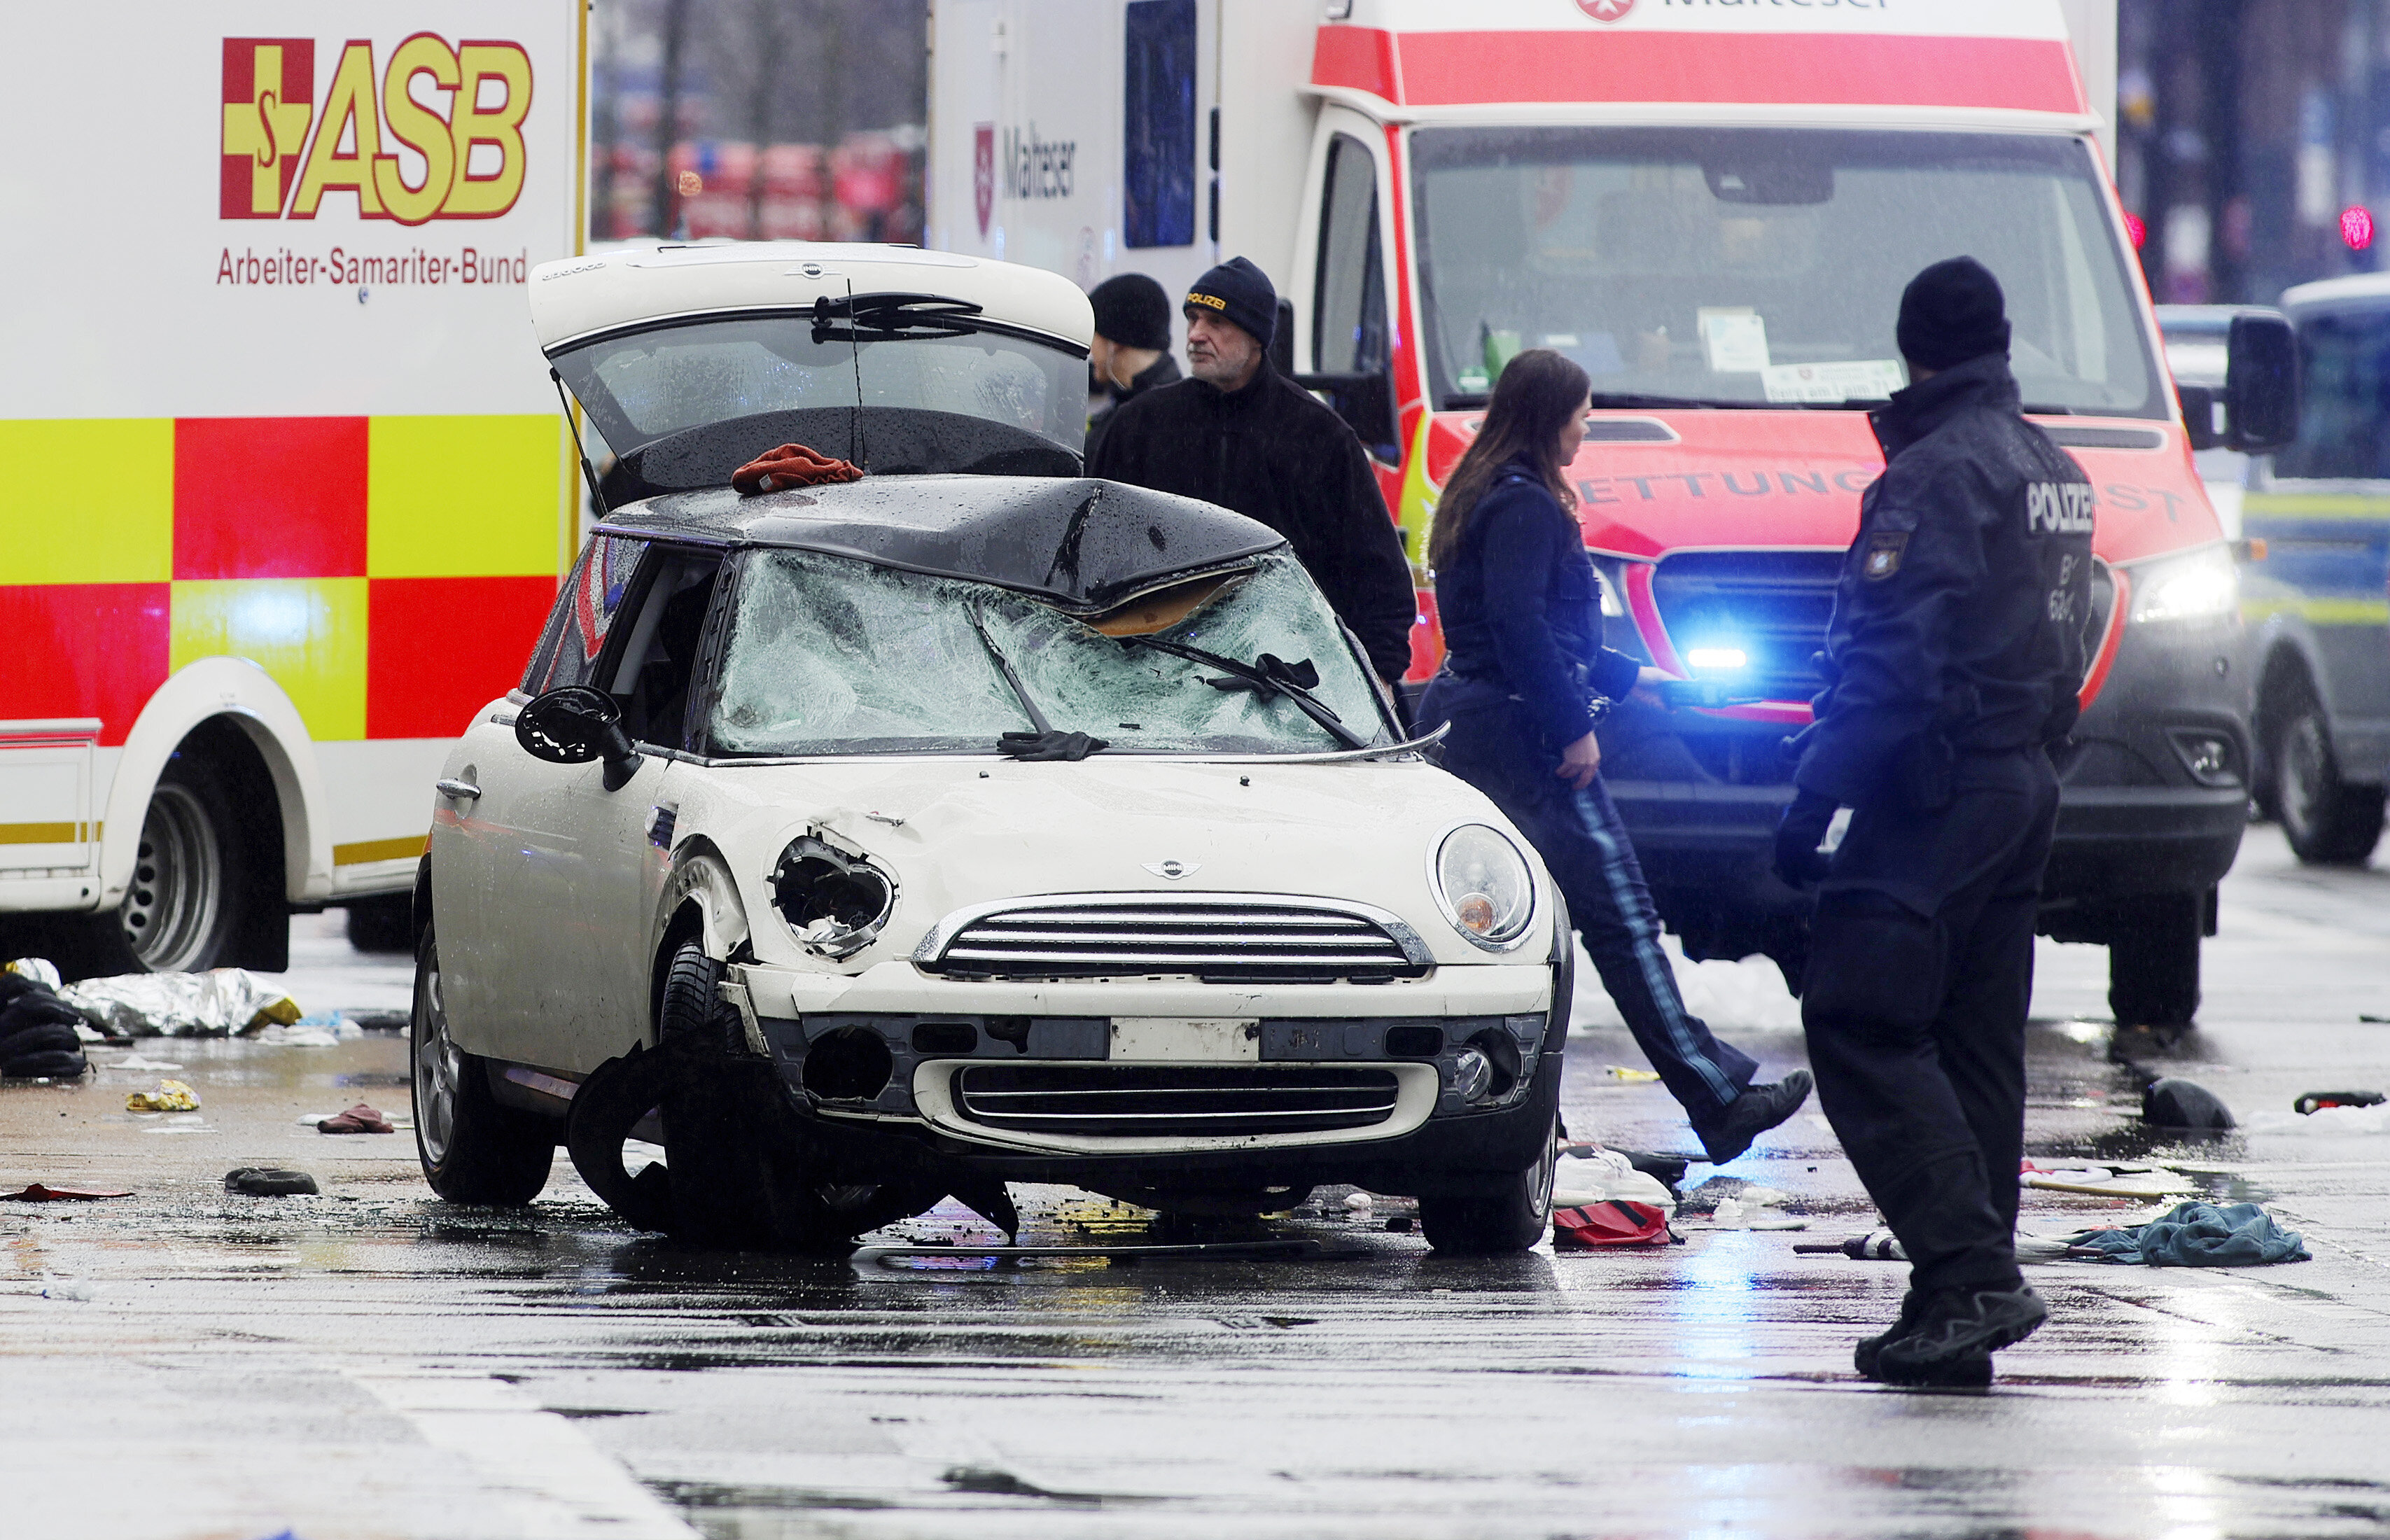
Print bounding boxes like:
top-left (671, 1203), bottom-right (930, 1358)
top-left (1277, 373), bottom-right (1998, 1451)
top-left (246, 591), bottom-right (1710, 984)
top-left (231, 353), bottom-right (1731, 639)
top-left (1805, 750), bottom-right (2057, 1294)
top-left (1433, 460), bottom-right (1643, 750)
top-left (1089, 273), bottom-right (1172, 350)
top-left (1185, 255), bottom-right (1278, 351)
top-left (1798, 350), bottom-right (2093, 1306)
top-left (1423, 681), bottom-right (1758, 1123)
top-left (1896, 257), bottom-right (2012, 371)
top-left (1089, 361), bottom-right (1416, 680)
top-left (1082, 352), bottom-right (1180, 466)
top-left (1794, 354), bottom-right (2094, 818)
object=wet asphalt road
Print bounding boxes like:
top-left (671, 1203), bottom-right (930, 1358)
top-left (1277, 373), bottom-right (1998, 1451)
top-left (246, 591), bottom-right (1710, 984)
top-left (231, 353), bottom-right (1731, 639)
top-left (4, 822), bottom-right (2389, 1540)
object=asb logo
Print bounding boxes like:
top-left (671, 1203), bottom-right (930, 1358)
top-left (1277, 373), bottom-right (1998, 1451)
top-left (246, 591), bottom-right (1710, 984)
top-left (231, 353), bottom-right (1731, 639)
top-left (219, 35), bottom-right (534, 225)
top-left (1577, 0), bottom-right (1635, 20)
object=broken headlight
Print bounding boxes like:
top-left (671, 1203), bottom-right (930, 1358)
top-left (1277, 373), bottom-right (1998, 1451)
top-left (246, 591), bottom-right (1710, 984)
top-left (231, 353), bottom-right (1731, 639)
top-left (769, 834), bottom-right (897, 959)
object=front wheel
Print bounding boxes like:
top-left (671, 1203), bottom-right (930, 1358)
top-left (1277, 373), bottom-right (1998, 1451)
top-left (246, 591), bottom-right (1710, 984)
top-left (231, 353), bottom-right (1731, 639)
top-left (2276, 698), bottom-right (2386, 866)
top-left (413, 925), bottom-right (554, 1205)
top-left (1418, 1115), bottom-right (1558, 1255)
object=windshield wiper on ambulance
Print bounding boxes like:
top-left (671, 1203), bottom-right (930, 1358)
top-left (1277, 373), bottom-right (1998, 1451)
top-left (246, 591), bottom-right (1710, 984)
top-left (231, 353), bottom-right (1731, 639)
top-left (1121, 637), bottom-right (1371, 751)
top-left (967, 606), bottom-right (1107, 761)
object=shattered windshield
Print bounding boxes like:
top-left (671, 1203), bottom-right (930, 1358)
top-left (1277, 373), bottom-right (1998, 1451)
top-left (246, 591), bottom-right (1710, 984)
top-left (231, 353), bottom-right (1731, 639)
top-left (1413, 127), bottom-right (2157, 416)
top-left (707, 550), bottom-right (1392, 757)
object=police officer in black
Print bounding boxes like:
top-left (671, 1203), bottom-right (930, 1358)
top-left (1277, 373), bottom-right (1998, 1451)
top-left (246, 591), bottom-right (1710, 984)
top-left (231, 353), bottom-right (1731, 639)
top-left (1775, 258), bottom-right (2095, 1387)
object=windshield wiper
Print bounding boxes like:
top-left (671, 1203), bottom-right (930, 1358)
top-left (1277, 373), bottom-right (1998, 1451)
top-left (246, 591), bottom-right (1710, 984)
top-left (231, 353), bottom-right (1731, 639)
top-left (1123, 637), bottom-right (1371, 751)
top-left (968, 606), bottom-right (1107, 761)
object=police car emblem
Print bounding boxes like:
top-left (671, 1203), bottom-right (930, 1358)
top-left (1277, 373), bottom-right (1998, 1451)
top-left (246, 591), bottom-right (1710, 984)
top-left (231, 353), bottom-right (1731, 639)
top-left (1863, 532), bottom-right (1908, 580)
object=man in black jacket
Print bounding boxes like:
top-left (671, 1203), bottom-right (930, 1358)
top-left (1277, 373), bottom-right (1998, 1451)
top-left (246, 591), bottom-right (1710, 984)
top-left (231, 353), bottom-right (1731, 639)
top-left (1087, 257), bottom-right (1417, 685)
top-left (1083, 273), bottom-right (1181, 465)
top-left (1775, 258), bottom-right (2096, 1388)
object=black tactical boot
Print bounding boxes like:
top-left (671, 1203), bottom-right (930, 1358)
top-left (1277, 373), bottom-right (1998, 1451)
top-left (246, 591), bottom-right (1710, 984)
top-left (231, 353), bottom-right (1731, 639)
top-left (1697, 1070), bottom-right (1815, 1164)
top-left (1875, 1284), bottom-right (2046, 1387)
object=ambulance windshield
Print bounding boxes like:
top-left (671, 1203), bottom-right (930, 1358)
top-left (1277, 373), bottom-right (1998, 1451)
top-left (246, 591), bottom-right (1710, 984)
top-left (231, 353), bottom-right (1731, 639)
top-left (1412, 128), bottom-right (2158, 417)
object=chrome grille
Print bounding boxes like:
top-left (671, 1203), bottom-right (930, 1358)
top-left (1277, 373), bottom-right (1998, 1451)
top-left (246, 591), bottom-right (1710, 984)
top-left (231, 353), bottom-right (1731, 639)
top-left (916, 895), bottom-right (1430, 982)
top-left (953, 1063), bottom-right (1402, 1135)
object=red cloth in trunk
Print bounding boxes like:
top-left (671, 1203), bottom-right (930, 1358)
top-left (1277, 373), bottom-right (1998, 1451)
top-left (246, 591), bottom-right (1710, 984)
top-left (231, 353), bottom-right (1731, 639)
top-left (732, 442), bottom-right (863, 495)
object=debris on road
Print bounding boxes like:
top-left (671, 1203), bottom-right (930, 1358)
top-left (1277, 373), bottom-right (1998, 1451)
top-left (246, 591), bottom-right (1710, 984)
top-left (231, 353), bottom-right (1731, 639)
top-left (1604, 1065), bottom-right (1662, 1082)
top-left (60, 969), bottom-right (300, 1039)
top-left (224, 1168), bottom-right (321, 1197)
top-left (1, 1183), bottom-right (133, 1202)
top-left (107, 1054), bottom-right (185, 1072)
top-left (1552, 1200), bottom-right (1676, 1248)
top-left (1, 962), bottom-right (92, 1079)
top-left (1554, 1147), bottom-right (1678, 1213)
top-left (126, 1080), bottom-right (200, 1112)
top-left (316, 1104), bottom-right (395, 1134)
top-left (2061, 1200), bottom-right (2310, 1266)
top-left (2296, 1089), bottom-right (2386, 1114)
top-left (1797, 1231), bottom-right (1907, 1259)
top-left (2020, 1161), bottom-right (2196, 1198)
top-left (2141, 1077), bottom-right (2235, 1130)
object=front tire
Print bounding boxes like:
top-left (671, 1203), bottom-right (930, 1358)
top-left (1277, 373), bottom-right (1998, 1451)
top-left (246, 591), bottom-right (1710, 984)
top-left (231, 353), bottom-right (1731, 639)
top-left (1418, 1114), bottom-right (1558, 1255)
top-left (2106, 892), bottom-right (2202, 1029)
top-left (413, 925), bottom-right (554, 1205)
top-left (2275, 694), bottom-right (2386, 866)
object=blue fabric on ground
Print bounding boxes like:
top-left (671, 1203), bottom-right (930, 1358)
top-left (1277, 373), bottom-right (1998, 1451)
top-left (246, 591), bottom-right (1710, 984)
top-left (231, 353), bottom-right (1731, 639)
top-left (2067, 1201), bottom-right (2309, 1266)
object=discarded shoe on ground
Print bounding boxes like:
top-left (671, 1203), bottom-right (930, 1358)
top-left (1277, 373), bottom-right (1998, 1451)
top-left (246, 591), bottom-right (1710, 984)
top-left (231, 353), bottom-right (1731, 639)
top-left (224, 1168), bottom-right (320, 1196)
top-left (317, 1103), bottom-right (394, 1134)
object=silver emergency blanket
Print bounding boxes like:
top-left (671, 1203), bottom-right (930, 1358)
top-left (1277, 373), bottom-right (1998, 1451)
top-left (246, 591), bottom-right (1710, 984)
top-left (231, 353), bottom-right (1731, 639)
top-left (57, 968), bottom-right (302, 1039)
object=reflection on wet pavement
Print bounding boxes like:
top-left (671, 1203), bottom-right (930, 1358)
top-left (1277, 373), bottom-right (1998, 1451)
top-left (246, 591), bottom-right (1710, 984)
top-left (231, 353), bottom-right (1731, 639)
top-left (1, 841), bottom-right (2388, 1537)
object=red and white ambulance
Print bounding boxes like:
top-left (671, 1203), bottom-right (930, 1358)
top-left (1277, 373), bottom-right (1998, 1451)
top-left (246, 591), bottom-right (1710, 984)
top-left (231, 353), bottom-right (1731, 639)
top-left (928, 0), bottom-right (2293, 1026)
top-left (0, 4), bottom-right (585, 975)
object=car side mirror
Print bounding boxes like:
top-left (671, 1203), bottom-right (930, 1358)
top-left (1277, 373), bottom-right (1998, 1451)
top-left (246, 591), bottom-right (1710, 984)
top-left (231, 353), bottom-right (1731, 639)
top-left (2225, 312), bottom-right (2299, 452)
top-left (516, 685), bottom-right (645, 791)
top-left (2177, 384), bottom-right (2223, 452)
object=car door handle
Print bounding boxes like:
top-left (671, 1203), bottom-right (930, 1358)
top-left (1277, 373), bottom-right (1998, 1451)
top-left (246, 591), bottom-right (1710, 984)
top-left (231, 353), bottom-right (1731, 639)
top-left (435, 778), bottom-right (482, 801)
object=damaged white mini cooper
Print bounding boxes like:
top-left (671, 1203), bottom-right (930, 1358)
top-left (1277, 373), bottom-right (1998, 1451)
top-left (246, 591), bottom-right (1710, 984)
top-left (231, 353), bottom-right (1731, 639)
top-left (412, 244), bottom-right (1570, 1253)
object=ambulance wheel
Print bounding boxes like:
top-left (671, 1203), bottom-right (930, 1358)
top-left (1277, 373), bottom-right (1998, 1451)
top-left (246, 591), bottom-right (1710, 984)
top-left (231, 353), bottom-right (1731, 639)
top-left (52, 755), bottom-right (248, 981)
top-left (2274, 695), bottom-right (2386, 867)
top-left (2106, 893), bottom-right (2202, 1030)
top-left (1418, 1116), bottom-right (1558, 1255)
top-left (413, 925), bottom-right (554, 1206)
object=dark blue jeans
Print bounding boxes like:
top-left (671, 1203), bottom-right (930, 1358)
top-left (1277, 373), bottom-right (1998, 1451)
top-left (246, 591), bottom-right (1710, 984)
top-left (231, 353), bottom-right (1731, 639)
top-left (1423, 684), bottom-right (1758, 1128)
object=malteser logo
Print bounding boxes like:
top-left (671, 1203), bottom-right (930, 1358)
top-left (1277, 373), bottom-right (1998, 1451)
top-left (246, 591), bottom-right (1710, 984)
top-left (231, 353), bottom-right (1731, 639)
top-left (218, 34), bottom-right (535, 225)
top-left (1577, 0), bottom-right (1635, 20)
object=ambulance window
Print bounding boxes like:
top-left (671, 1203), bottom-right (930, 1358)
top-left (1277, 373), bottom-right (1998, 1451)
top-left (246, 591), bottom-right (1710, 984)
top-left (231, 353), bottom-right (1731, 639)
top-left (1124, 0), bottom-right (1197, 248)
top-left (1312, 134), bottom-right (1398, 458)
top-left (524, 535), bottom-right (648, 694)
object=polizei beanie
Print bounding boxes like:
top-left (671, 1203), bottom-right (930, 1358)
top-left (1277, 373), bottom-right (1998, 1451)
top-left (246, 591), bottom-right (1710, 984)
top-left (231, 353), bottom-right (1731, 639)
top-left (1896, 256), bottom-right (2012, 371)
top-left (1184, 256), bottom-right (1277, 351)
top-left (1089, 273), bottom-right (1173, 351)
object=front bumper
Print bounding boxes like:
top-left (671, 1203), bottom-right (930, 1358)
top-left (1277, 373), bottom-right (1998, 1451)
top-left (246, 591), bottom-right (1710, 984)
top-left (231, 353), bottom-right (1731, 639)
top-left (730, 959), bottom-right (1564, 1196)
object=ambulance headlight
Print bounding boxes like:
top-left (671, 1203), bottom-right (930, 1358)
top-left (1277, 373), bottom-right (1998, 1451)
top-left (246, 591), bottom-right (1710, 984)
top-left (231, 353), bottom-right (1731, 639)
top-left (1432, 825), bottom-right (1537, 951)
top-left (2130, 547), bottom-right (2239, 624)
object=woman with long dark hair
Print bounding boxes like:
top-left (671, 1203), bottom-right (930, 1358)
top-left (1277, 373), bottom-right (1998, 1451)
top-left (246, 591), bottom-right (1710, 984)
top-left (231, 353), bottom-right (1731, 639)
top-left (1420, 349), bottom-right (1812, 1164)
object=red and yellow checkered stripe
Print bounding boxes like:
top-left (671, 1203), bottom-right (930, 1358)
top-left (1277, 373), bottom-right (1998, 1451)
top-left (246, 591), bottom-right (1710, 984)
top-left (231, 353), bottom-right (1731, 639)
top-left (0, 415), bottom-right (566, 746)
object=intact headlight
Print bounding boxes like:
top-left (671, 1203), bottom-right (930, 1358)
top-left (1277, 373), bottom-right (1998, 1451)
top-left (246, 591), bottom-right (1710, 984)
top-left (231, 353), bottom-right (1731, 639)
top-left (1431, 824), bottom-right (1536, 951)
top-left (2130, 547), bottom-right (2239, 624)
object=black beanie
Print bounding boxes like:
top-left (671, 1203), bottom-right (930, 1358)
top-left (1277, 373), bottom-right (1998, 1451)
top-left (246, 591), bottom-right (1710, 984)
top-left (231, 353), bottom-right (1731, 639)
top-left (1896, 257), bottom-right (2011, 371)
top-left (1088, 273), bottom-right (1172, 351)
top-left (1184, 256), bottom-right (1276, 351)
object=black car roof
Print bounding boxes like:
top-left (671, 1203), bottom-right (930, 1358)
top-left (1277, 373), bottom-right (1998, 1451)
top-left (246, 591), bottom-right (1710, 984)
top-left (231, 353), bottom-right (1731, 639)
top-left (591, 475), bottom-right (1288, 615)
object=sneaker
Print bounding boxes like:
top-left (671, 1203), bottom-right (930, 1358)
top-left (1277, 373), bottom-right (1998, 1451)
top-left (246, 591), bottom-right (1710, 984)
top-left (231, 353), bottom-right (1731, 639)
top-left (1874, 1284), bottom-right (2046, 1387)
top-left (1696, 1070), bottom-right (1815, 1164)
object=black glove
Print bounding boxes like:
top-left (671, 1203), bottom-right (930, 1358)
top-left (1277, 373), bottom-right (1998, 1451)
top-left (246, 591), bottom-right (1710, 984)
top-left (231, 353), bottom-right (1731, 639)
top-left (1773, 789), bottom-right (1838, 888)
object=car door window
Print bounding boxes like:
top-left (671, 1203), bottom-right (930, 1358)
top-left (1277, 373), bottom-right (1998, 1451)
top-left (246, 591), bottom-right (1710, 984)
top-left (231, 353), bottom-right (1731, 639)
top-left (1313, 132), bottom-right (1398, 458)
top-left (524, 534), bottom-right (648, 693)
top-left (605, 550), bottom-right (724, 750)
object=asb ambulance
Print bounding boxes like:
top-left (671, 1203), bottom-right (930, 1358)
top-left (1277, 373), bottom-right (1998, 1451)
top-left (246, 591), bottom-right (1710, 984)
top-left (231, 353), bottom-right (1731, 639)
top-left (927, 0), bottom-right (2295, 1026)
top-left (0, 4), bottom-right (585, 975)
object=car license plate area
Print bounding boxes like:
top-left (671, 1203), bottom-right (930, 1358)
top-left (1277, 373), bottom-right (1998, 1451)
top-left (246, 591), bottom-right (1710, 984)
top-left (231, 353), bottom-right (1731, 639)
top-left (1110, 1017), bottom-right (1259, 1062)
